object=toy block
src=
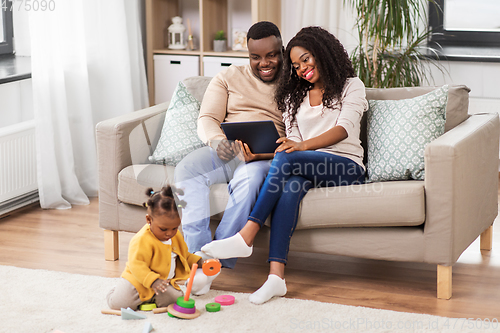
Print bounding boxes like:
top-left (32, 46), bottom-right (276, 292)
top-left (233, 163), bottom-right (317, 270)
top-left (143, 322), bottom-right (153, 333)
top-left (121, 307), bottom-right (147, 320)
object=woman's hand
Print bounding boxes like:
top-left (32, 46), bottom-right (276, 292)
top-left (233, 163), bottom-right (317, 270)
top-left (275, 137), bottom-right (306, 153)
top-left (234, 140), bottom-right (257, 162)
top-left (151, 278), bottom-right (170, 295)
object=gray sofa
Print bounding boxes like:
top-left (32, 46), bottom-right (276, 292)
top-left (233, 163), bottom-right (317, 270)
top-left (96, 76), bottom-right (499, 299)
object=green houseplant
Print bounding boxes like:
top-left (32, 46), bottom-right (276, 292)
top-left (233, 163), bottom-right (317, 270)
top-left (213, 30), bottom-right (226, 52)
top-left (346, 0), bottom-right (443, 88)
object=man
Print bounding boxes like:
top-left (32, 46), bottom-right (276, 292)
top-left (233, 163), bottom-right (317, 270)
top-left (174, 21), bottom-right (284, 271)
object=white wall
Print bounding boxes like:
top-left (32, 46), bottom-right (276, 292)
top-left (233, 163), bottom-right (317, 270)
top-left (428, 61), bottom-right (500, 115)
top-left (0, 79), bottom-right (33, 128)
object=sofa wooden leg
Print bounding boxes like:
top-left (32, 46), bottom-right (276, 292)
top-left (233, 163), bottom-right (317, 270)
top-left (104, 230), bottom-right (119, 261)
top-left (480, 225), bottom-right (493, 251)
top-left (437, 265), bottom-right (452, 299)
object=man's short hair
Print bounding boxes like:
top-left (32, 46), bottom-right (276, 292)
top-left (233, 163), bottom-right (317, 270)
top-left (247, 21), bottom-right (281, 42)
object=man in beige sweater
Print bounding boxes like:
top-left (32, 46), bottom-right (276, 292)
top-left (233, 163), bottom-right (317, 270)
top-left (174, 21), bottom-right (285, 269)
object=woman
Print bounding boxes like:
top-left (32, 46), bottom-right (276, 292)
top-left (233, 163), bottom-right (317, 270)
top-left (202, 26), bottom-right (368, 304)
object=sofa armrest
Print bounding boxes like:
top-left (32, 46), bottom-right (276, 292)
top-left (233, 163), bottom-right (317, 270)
top-left (95, 102), bottom-right (169, 230)
top-left (424, 113), bottom-right (500, 264)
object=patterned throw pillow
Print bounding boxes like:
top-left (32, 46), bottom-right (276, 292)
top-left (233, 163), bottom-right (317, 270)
top-left (366, 85), bottom-right (448, 182)
top-left (149, 81), bottom-right (206, 166)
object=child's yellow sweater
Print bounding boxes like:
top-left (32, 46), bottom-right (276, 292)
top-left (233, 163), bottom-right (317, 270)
top-left (121, 224), bottom-right (201, 301)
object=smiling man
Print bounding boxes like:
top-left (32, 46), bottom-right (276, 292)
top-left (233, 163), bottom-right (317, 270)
top-left (174, 21), bottom-right (285, 276)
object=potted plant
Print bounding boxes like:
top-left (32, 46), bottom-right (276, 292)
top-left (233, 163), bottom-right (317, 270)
top-left (346, 0), bottom-right (444, 88)
top-left (213, 30), bottom-right (226, 52)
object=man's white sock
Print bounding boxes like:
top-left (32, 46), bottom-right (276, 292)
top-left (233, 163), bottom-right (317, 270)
top-left (248, 274), bottom-right (287, 305)
top-left (201, 233), bottom-right (253, 259)
top-left (188, 268), bottom-right (220, 296)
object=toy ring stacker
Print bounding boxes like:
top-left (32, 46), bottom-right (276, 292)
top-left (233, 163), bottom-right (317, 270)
top-left (202, 259), bottom-right (221, 276)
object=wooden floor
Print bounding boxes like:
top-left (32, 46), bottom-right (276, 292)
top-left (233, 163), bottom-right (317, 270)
top-left (1, 195), bottom-right (500, 320)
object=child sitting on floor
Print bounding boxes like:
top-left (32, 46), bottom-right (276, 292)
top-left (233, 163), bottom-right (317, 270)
top-left (106, 186), bottom-right (218, 310)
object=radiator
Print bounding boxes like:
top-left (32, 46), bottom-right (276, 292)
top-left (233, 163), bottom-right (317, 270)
top-left (0, 120), bottom-right (39, 215)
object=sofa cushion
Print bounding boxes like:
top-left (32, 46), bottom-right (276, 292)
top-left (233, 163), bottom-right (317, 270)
top-left (149, 81), bottom-right (206, 166)
top-left (118, 164), bottom-right (425, 229)
top-left (118, 165), bottom-right (232, 218)
top-left (366, 85), bottom-right (448, 182)
top-left (296, 180), bottom-right (425, 229)
top-left (118, 164), bottom-right (176, 206)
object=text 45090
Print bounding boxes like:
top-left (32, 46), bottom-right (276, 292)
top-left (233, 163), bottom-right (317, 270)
top-left (2, 0), bottom-right (56, 11)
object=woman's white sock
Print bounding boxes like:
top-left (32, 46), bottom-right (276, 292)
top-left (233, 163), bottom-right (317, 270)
top-left (248, 274), bottom-right (287, 305)
top-left (201, 233), bottom-right (253, 259)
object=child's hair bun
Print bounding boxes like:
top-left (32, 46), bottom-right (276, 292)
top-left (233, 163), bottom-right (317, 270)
top-left (142, 185), bottom-right (187, 213)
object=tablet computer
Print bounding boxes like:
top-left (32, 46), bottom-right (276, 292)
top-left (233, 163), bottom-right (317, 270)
top-left (221, 120), bottom-right (281, 154)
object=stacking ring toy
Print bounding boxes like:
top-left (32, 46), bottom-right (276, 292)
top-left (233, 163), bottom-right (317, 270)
top-left (202, 259), bottom-right (221, 276)
top-left (214, 294), bottom-right (235, 306)
top-left (166, 264), bottom-right (201, 319)
top-left (173, 304), bottom-right (196, 314)
top-left (175, 297), bottom-right (195, 309)
top-left (205, 302), bottom-right (221, 312)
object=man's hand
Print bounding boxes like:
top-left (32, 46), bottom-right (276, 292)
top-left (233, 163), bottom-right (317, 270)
top-left (233, 140), bottom-right (257, 162)
top-left (151, 278), bottom-right (170, 295)
top-left (275, 137), bottom-right (306, 153)
top-left (216, 139), bottom-right (236, 162)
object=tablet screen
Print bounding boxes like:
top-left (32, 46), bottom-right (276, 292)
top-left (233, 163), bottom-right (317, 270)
top-left (221, 120), bottom-right (280, 154)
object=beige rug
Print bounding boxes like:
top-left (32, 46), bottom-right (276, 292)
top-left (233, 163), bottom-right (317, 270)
top-left (0, 265), bottom-right (490, 332)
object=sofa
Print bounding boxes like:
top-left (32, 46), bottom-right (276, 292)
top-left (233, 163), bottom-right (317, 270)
top-left (96, 76), bottom-right (499, 299)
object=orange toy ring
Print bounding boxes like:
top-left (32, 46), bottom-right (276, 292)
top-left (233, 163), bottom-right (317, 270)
top-left (202, 259), bottom-right (221, 276)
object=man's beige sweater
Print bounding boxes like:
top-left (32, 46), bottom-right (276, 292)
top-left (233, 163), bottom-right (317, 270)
top-left (197, 64), bottom-right (285, 148)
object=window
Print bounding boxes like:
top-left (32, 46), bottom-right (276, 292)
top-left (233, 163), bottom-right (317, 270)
top-left (0, 1), bottom-right (14, 55)
top-left (428, 0), bottom-right (500, 47)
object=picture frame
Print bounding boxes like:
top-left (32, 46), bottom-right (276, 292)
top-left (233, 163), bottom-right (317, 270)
top-left (232, 29), bottom-right (247, 51)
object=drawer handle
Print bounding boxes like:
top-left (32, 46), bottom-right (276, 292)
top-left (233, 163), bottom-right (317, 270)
top-left (170, 60), bottom-right (181, 65)
top-left (221, 63), bottom-right (231, 67)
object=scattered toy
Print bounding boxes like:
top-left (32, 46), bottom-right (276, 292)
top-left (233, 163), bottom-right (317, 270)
top-left (205, 302), bottom-right (221, 312)
top-left (214, 294), bottom-right (235, 306)
top-left (139, 303), bottom-right (157, 311)
top-left (142, 322), bottom-right (153, 333)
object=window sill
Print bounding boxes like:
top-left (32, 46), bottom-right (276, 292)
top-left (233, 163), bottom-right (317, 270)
top-left (425, 45), bottom-right (500, 63)
top-left (0, 54), bottom-right (31, 84)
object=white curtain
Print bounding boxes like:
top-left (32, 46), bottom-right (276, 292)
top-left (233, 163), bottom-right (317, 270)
top-left (284, 0), bottom-right (358, 53)
top-left (29, 0), bottom-right (148, 209)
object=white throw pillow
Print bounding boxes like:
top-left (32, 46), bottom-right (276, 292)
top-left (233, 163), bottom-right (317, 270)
top-left (367, 85), bottom-right (448, 182)
top-left (149, 81), bottom-right (206, 166)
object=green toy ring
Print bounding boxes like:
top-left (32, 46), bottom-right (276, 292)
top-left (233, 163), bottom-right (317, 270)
top-left (205, 302), bottom-right (221, 312)
top-left (176, 296), bottom-right (195, 309)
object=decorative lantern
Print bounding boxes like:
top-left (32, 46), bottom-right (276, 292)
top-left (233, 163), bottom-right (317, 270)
top-left (168, 16), bottom-right (186, 50)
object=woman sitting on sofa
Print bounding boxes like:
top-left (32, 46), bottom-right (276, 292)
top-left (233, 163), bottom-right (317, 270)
top-left (202, 26), bottom-right (368, 304)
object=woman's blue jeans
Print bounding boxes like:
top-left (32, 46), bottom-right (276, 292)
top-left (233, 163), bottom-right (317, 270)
top-left (248, 150), bottom-right (365, 264)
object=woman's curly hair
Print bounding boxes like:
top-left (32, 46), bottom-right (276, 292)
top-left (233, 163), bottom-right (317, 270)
top-left (275, 26), bottom-right (355, 129)
top-left (143, 185), bottom-right (186, 218)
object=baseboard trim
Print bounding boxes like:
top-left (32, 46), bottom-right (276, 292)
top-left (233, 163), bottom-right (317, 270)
top-left (0, 190), bottom-right (39, 219)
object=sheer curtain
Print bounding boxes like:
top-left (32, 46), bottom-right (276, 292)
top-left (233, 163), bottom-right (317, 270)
top-left (283, 0), bottom-right (358, 52)
top-left (29, 0), bottom-right (148, 209)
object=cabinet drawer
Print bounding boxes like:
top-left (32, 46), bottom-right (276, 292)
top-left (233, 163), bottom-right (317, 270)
top-left (154, 55), bottom-right (200, 105)
top-left (203, 56), bottom-right (248, 77)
